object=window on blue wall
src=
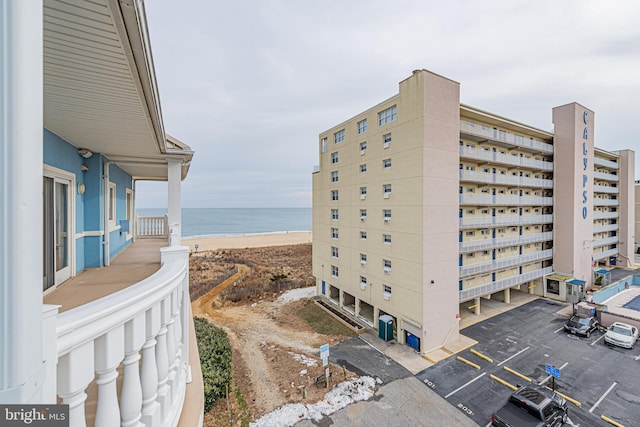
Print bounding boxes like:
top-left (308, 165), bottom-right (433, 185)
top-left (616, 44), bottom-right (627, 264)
top-left (108, 182), bottom-right (116, 225)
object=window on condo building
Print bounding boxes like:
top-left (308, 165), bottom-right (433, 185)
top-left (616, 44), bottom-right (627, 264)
top-left (360, 253), bottom-right (367, 264)
top-left (360, 276), bottom-right (367, 286)
top-left (321, 138), bottom-right (328, 153)
top-left (378, 105), bottom-right (397, 126)
top-left (360, 187), bottom-right (367, 196)
top-left (331, 246), bottom-right (339, 258)
top-left (383, 184), bottom-right (391, 194)
top-left (331, 190), bottom-right (339, 201)
top-left (358, 119), bottom-right (367, 134)
top-left (331, 228), bottom-right (339, 239)
top-left (331, 209), bottom-right (339, 220)
top-left (383, 259), bottom-right (391, 272)
top-left (383, 234), bottom-right (391, 244)
top-left (383, 209), bottom-right (392, 219)
top-left (383, 158), bottom-right (391, 169)
top-left (360, 209), bottom-right (367, 220)
top-left (331, 151), bottom-right (338, 164)
top-left (331, 265), bottom-right (339, 277)
top-left (383, 133), bottom-right (392, 147)
top-left (360, 164), bottom-right (367, 173)
top-left (360, 231), bottom-right (367, 240)
top-left (360, 141), bottom-right (367, 154)
top-left (334, 129), bottom-right (345, 144)
top-left (383, 285), bottom-right (392, 295)
top-left (331, 171), bottom-right (339, 182)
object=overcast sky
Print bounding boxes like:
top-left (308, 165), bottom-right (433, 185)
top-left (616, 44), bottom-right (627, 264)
top-left (136, 0), bottom-right (640, 209)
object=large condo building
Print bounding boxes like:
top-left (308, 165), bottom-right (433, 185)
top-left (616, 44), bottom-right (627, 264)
top-left (312, 69), bottom-right (634, 355)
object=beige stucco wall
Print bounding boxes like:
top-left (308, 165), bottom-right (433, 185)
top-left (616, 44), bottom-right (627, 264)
top-left (552, 103), bottom-right (594, 285)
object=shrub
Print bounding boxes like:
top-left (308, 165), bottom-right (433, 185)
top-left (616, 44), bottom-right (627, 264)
top-left (194, 317), bottom-right (232, 412)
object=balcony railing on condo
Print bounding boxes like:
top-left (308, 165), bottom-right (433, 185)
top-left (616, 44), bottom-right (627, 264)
top-left (593, 211), bottom-right (618, 220)
top-left (50, 246), bottom-right (190, 427)
top-left (593, 157), bottom-right (619, 170)
top-left (593, 198), bottom-right (619, 207)
top-left (137, 215), bottom-right (169, 239)
top-left (459, 194), bottom-right (553, 206)
top-left (593, 236), bottom-right (619, 248)
top-left (459, 249), bottom-right (553, 277)
top-left (459, 214), bottom-right (553, 229)
top-left (460, 121), bottom-right (554, 154)
top-left (459, 170), bottom-right (553, 189)
top-left (593, 171), bottom-right (619, 181)
top-left (459, 266), bottom-right (553, 302)
top-left (459, 146), bottom-right (553, 171)
top-left (593, 185), bottom-right (619, 194)
top-left (593, 223), bottom-right (619, 233)
top-left (459, 231), bottom-right (553, 253)
top-left (593, 247), bottom-right (618, 261)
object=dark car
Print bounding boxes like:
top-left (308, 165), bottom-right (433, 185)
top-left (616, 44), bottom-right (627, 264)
top-left (564, 315), bottom-right (598, 337)
top-left (491, 385), bottom-right (568, 426)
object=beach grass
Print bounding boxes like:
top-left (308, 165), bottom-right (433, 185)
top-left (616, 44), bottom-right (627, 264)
top-left (296, 301), bottom-right (355, 337)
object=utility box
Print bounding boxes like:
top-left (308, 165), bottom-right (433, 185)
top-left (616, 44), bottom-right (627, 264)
top-left (378, 315), bottom-right (394, 341)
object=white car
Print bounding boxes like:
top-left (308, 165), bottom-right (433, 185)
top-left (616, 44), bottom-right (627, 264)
top-left (604, 322), bottom-right (639, 349)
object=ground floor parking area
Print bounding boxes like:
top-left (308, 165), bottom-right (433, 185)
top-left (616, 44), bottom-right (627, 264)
top-left (416, 299), bottom-right (640, 426)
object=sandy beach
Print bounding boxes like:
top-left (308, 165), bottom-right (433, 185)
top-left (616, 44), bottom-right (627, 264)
top-left (182, 231), bottom-right (312, 251)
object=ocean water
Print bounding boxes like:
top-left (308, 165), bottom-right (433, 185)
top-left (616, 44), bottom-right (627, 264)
top-left (136, 208), bottom-right (312, 238)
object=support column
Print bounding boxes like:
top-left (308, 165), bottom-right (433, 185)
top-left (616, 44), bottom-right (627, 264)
top-left (0, 0), bottom-right (45, 403)
top-left (167, 159), bottom-right (182, 246)
top-left (504, 288), bottom-right (511, 304)
top-left (474, 298), bottom-right (481, 316)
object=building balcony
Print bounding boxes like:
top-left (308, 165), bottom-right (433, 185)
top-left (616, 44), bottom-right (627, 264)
top-left (43, 240), bottom-right (203, 427)
top-left (459, 170), bottom-right (553, 188)
top-left (593, 157), bottom-right (619, 170)
top-left (459, 194), bottom-right (553, 206)
top-left (593, 185), bottom-right (619, 194)
top-left (593, 247), bottom-right (618, 261)
top-left (459, 249), bottom-right (553, 277)
top-left (460, 120), bottom-right (554, 154)
top-left (459, 266), bottom-right (553, 302)
top-left (459, 214), bottom-right (553, 229)
top-left (459, 146), bottom-right (553, 171)
top-left (593, 223), bottom-right (619, 233)
top-left (593, 171), bottom-right (619, 181)
top-left (459, 231), bottom-right (552, 253)
top-left (593, 236), bottom-right (619, 248)
top-left (593, 211), bottom-right (619, 220)
top-left (593, 198), bottom-right (619, 207)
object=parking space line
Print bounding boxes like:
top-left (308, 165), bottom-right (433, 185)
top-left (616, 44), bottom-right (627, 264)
top-left (444, 372), bottom-right (486, 399)
top-left (456, 356), bottom-right (480, 369)
top-left (554, 326), bottom-right (565, 334)
top-left (590, 382), bottom-right (617, 413)
top-left (470, 348), bottom-right (493, 363)
top-left (544, 387), bottom-right (581, 407)
top-left (497, 346), bottom-right (530, 366)
top-left (601, 414), bottom-right (625, 427)
top-left (591, 334), bottom-right (605, 346)
top-left (489, 374), bottom-right (518, 391)
top-left (503, 366), bottom-right (532, 383)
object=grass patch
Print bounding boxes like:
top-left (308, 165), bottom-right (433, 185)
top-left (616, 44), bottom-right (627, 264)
top-left (296, 301), bottom-right (355, 336)
top-left (194, 317), bottom-right (232, 412)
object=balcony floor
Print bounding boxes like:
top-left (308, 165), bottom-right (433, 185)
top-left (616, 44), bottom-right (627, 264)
top-left (44, 239), bottom-right (166, 313)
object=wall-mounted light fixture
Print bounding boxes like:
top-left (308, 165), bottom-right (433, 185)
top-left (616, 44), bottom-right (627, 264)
top-left (81, 165), bottom-right (89, 172)
top-left (78, 148), bottom-right (93, 159)
top-left (77, 183), bottom-right (86, 195)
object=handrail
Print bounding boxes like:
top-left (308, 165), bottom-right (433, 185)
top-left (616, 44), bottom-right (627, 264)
top-left (136, 214), bottom-right (169, 239)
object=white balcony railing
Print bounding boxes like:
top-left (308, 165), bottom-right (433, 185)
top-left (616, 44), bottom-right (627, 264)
top-left (460, 121), bottom-right (554, 153)
top-left (459, 146), bottom-right (554, 171)
top-left (459, 170), bottom-right (553, 189)
top-left (593, 171), bottom-right (619, 182)
top-left (137, 215), bottom-right (169, 239)
top-left (593, 198), bottom-right (619, 207)
top-left (53, 246), bottom-right (191, 427)
top-left (593, 236), bottom-right (619, 248)
top-left (593, 211), bottom-right (618, 220)
top-left (593, 185), bottom-right (619, 194)
top-left (459, 249), bottom-right (553, 277)
top-left (459, 267), bottom-right (553, 302)
top-left (459, 214), bottom-right (553, 229)
top-left (593, 157), bottom-right (619, 169)
top-left (459, 231), bottom-right (552, 252)
top-left (593, 247), bottom-right (618, 261)
top-left (460, 194), bottom-right (553, 206)
top-left (593, 223), bottom-right (619, 233)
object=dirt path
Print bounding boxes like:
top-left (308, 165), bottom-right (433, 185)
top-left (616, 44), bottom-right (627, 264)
top-left (192, 264), bottom-right (250, 317)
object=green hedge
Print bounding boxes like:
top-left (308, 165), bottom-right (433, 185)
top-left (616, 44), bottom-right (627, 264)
top-left (194, 317), bottom-right (232, 412)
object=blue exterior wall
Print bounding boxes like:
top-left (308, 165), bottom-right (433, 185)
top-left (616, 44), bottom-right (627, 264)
top-left (43, 129), bottom-right (134, 273)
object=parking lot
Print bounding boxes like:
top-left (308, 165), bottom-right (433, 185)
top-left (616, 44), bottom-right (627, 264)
top-left (415, 299), bottom-right (640, 426)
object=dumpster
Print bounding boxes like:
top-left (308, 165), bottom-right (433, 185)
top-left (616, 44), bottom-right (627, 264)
top-left (406, 332), bottom-right (420, 351)
top-left (378, 315), bottom-right (394, 341)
